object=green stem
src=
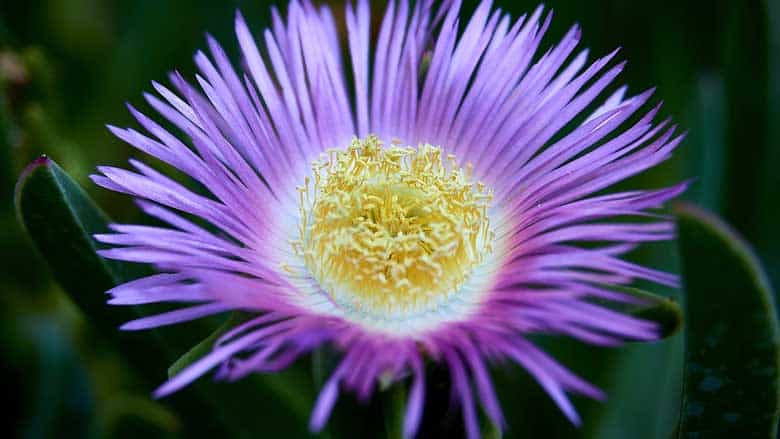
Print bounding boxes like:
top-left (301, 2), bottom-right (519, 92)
top-left (383, 383), bottom-right (406, 439)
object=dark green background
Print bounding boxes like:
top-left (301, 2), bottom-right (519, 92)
top-left (1, 0), bottom-right (777, 437)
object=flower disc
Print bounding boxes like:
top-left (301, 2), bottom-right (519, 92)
top-left (297, 136), bottom-right (494, 318)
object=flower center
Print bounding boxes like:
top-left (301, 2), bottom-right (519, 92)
top-left (295, 136), bottom-right (493, 317)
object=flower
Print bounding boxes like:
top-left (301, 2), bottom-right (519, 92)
top-left (93, 0), bottom-right (686, 437)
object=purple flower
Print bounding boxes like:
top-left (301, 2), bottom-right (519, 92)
top-left (94, 0), bottom-right (685, 437)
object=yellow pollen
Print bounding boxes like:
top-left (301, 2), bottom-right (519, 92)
top-left (296, 136), bottom-right (493, 315)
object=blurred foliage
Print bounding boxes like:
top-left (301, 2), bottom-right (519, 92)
top-left (1, 0), bottom-right (778, 438)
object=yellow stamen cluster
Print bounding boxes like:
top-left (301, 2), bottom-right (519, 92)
top-left (294, 136), bottom-right (493, 315)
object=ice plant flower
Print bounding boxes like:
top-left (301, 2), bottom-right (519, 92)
top-left (94, 0), bottom-right (686, 437)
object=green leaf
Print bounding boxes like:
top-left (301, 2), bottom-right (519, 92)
top-left (581, 287), bottom-right (684, 439)
top-left (167, 312), bottom-right (249, 379)
top-left (492, 285), bottom-right (683, 439)
top-left (14, 156), bottom-right (166, 379)
top-left (164, 309), bottom-right (319, 434)
top-left (14, 155), bottom-right (144, 285)
top-left (15, 157), bottom-right (314, 438)
top-left (675, 202), bottom-right (780, 438)
top-left (606, 285), bottom-right (683, 339)
top-left (480, 418), bottom-right (502, 439)
top-left (686, 74), bottom-right (726, 213)
top-left (382, 384), bottom-right (405, 439)
top-left (163, 310), bottom-right (314, 434)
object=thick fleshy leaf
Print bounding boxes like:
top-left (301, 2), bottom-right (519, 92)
top-left (174, 348), bottom-right (314, 438)
top-left (15, 157), bottom-right (313, 437)
top-left (675, 203), bottom-right (780, 437)
top-left (495, 287), bottom-right (682, 438)
top-left (15, 156), bottom-right (163, 368)
top-left (164, 310), bottom-right (315, 435)
top-left (607, 285), bottom-right (683, 339)
top-left (167, 312), bottom-right (249, 379)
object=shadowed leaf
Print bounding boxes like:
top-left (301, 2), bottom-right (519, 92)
top-left (675, 203), bottom-right (780, 438)
top-left (167, 312), bottom-right (250, 379)
top-left (607, 285), bottom-right (683, 340)
top-left (15, 157), bottom-right (313, 437)
top-left (15, 156), bottom-right (160, 354)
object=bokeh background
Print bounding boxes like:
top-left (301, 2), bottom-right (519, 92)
top-left (1, 0), bottom-right (777, 437)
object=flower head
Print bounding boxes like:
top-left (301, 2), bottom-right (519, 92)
top-left (94, 0), bottom-right (685, 437)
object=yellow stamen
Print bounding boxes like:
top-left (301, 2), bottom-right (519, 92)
top-left (296, 136), bottom-right (493, 315)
